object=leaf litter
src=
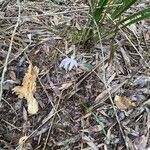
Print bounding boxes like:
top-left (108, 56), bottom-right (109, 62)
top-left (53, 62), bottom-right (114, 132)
top-left (0, 0), bottom-right (150, 150)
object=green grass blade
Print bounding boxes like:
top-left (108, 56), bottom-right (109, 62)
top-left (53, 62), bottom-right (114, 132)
top-left (83, 0), bottom-right (109, 42)
top-left (119, 8), bottom-right (150, 28)
top-left (94, 0), bottom-right (109, 23)
top-left (111, 0), bottom-right (138, 19)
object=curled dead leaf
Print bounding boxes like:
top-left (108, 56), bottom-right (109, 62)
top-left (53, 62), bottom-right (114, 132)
top-left (114, 95), bottom-right (136, 110)
top-left (12, 64), bottom-right (39, 115)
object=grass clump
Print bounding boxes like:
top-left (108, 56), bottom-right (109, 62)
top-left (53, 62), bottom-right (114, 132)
top-left (82, 0), bottom-right (150, 43)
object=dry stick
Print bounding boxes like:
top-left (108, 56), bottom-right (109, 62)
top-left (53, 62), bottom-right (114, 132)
top-left (0, 0), bottom-right (21, 104)
top-left (91, 15), bottom-right (130, 149)
top-left (1, 119), bottom-right (21, 132)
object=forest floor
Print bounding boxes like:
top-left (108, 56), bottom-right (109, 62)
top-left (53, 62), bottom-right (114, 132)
top-left (0, 0), bottom-right (150, 150)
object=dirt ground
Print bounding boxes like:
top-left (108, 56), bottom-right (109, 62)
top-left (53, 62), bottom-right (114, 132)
top-left (0, 0), bottom-right (150, 150)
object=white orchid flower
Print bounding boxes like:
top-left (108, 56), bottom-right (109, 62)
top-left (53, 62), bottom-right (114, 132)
top-left (59, 56), bottom-right (78, 71)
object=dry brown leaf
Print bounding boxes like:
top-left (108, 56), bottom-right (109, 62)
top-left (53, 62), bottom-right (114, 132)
top-left (114, 95), bottom-right (136, 110)
top-left (12, 64), bottom-right (39, 115)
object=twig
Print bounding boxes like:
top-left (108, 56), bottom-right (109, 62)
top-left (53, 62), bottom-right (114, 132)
top-left (1, 119), bottom-right (21, 132)
top-left (0, 0), bottom-right (21, 104)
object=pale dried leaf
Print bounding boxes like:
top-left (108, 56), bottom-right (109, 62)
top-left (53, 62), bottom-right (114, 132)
top-left (128, 24), bottom-right (137, 34)
top-left (75, 22), bottom-right (81, 30)
top-left (81, 125), bottom-right (104, 133)
top-left (114, 95), bottom-right (136, 110)
top-left (27, 34), bottom-right (32, 41)
top-left (19, 136), bottom-right (28, 145)
top-left (95, 86), bottom-right (112, 101)
top-left (59, 82), bottom-right (72, 90)
top-left (23, 107), bottom-right (28, 121)
top-left (9, 70), bottom-right (16, 80)
top-left (18, 136), bottom-right (28, 150)
top-left (12, 64), bottom-right (39, 115)
top-left (107, 73), bottom-right (116, 85)
top-left (53, 15), bottom-right (59, 26)
top-left (145, 32), bottom-right (150, 41)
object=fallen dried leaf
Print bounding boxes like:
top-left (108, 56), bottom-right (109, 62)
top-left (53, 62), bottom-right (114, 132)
top-left (95, 86), bottom-right (112, 101)
top-left (18, 136), bottom-right (28, 150)
top-left (53, 15), bottom-right (59, 26)
top-left (9, 70), bottom-right (16, 80)
top-left (19, 136), bottom-right (28, 145)
top-left (59, 82), bottom-right (72, 90)
top-left (12, 64), bottom-right (39, 115)
top-left (145, 32), bottom-right (150, 41)
top-left (114, 95), bottom-right (136, 110)
top-left (75, 22), bottom-right (81, 30)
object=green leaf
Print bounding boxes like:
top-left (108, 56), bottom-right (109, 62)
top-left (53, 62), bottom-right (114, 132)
top-left (80, 62), bottom-right (93, 71)
top-left (111, 0), bottom-right (138, 19)
top-left (119, 8), bottom-right (150, 28)
top-left (94, 0), bottom-right (109, 23)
